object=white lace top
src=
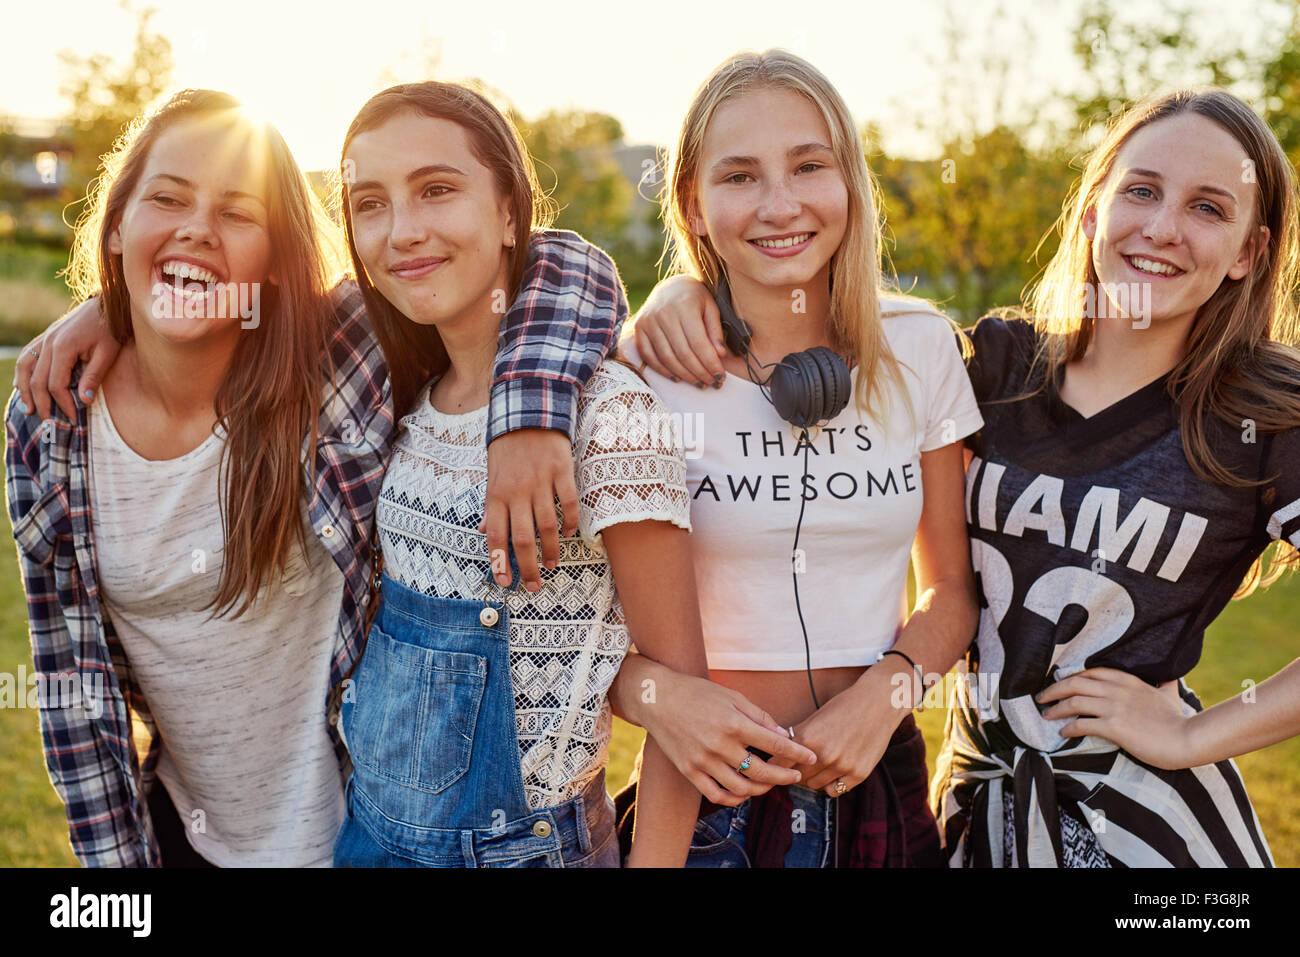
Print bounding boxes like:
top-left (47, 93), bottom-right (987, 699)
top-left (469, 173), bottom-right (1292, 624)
top-left (376, 359), bottom-right (691, 808)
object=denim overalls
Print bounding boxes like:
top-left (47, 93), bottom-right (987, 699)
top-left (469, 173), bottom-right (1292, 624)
top-left (334, 573), bottom-right (619, 867)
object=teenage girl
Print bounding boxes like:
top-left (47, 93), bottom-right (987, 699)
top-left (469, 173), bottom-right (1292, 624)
top-left (329, 81), bottom-right (706, 866)
top-left (632, 86), bottom-right (1300, 867)
top-left (6, 89), bottom-right (628, 866)
top-left (617, 49), bottom-right (980, 867)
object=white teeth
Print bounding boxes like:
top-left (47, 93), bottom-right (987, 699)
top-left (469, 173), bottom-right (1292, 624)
top-left (753, 233), bottom-right (812, 248)
top-left (160, 261), bottom-right (218, 284)
top-left (1128, 256), bottom-right (1180, 276)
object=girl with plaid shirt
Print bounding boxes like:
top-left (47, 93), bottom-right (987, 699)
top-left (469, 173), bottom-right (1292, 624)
top-left (7, 89), bottom-right (628, 867)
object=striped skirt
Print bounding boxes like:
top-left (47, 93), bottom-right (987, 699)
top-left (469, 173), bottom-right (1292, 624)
top-left (930, 675), bottom-right (1274, 868)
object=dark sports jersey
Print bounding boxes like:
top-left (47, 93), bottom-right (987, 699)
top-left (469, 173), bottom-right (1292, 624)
top-left (964, 315), bottom-right (1300, 735)
top-left (931, 315), bottom-right (1292, 867)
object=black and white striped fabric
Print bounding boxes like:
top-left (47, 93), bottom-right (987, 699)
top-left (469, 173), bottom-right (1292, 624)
top-left (931, 316), bottom-right (1293, 868)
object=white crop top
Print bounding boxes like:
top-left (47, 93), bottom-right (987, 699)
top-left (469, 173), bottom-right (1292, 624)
top-left (623, 298), bottom-right (982, 670)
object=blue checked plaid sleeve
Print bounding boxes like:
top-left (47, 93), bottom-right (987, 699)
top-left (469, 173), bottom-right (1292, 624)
top-left (487, 230), bottom-right (627, 444)
top-left (5, 394), bottom-right (145, 866)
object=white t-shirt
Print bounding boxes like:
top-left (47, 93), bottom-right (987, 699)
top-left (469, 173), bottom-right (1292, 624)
top-left (624, 298), bottom-right (982, 670)
top-left (376, 359), bottom-right (691, 809)
top-left (87, 394), bottom-right (347, 867)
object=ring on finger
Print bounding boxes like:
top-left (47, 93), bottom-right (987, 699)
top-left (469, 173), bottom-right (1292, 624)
top-left (736, 753), bottom-right (752, 775)
top-left (26, 347), bottom-right (38, 358)
top-left (833, 779), bottom-right (847, 796)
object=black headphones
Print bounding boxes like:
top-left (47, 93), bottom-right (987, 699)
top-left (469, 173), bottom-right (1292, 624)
top-left (714, 277), bottom-right (853, 429)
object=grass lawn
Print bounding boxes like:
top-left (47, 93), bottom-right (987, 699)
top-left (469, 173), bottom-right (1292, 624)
top-left (0, 352), bottom-right (1294, 866)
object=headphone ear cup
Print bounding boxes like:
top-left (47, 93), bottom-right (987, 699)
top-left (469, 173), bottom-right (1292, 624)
top-left (769, 355), bottom-right (807, 428)
top-left (802, 352), bottom-right (827, 427)
top-left (767, 348), bottom-right (852, 429)
top-left (787, 351), bottom-right (824, 429)
top-left (809, 347), bottom-right (852, 421)
top-left (808, 348), bottom-right (838, 424)
top-left (768, 359), bottom-right (796, 425)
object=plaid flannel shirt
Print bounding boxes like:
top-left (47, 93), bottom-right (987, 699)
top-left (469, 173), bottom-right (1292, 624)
top-left (5, 229), bottom-right (625, 867)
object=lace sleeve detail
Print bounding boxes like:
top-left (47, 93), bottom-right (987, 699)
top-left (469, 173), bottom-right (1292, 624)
top-left (573, 361), bottom-right (691, 543)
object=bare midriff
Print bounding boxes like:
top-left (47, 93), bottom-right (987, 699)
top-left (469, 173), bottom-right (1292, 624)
top-left (710, 666), bottom-right (869, 730)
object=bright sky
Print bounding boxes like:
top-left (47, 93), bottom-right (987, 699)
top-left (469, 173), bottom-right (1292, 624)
top-left (1, 0), bottom-right (1276, 171)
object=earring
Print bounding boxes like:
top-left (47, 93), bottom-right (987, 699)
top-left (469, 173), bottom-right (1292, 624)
top-left (505, 236), bottom-right (516, 247)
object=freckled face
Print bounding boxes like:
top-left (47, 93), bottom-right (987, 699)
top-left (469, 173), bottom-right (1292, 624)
top-left (693, 87), bottom-right (849, 301)
top-left (1084, 112), bottom-right (1267, 329)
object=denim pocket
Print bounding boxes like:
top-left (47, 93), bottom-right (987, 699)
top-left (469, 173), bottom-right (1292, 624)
top-left (684, 808), bottom-right (750, 868)
top-left (349, 622), bottom-right (487, 794)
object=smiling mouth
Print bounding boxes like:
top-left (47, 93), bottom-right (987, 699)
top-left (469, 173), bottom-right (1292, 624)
top-left (750, 232), bottom-right (814, 249)
top-left (1124, 255), bottom-right (1184, 277)
top-left (152, 260), bottom-right (226, 305)
top-left (159, 259), bottom-right (222, 284)
top-left (390, 258), bottom-right (447, 279)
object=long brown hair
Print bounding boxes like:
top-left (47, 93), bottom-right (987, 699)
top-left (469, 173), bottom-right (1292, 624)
top-left (337, 81), bottom-right (553, 416)
top-left (663, 49), bottom-right (945, 425)
top-left (1027, 88), bottom-right (1300, 594)
top-left (66, 89), bottom-right (338, 618)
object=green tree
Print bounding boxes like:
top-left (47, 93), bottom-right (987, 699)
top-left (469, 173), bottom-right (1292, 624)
top-left (519, 109), bottom-right (664, 298)
top-left (866, 2), bottom-right (1075, 321)
top-left (519, 110), bottom-right (634, 249)
top-left (1260, 4), bottom-right (1300, 166)
top-left (875, 127), bottom-right (1073, 322)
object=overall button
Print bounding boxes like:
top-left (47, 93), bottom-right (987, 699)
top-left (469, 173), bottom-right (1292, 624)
top-left (321, 524), bottom-right (336, 539)
top-left (480, 606), bottom-right (499, 628)
top-left (532, 820), bottom-right (552, 839)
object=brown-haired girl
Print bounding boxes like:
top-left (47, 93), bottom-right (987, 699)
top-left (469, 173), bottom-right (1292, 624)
top-left (6, 88), bottom-right (626, 866)
top-left (330, 81), bottom-right (706, 867)
top-left (934, 88), bottom-right (1300, 867)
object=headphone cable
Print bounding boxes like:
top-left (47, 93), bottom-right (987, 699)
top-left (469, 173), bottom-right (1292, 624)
top-left (790, 430), bottom-right (841, 867)
top-left (791, 432), bottom-right (819, 711)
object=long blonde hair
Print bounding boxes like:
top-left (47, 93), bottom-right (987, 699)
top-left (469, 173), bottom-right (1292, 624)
top-left (664, 49), bottom-right (942, 423)
top-left (67, 89), bottom-right (339, 617)
top-left (1028, 88), bottom-right (1300, 595)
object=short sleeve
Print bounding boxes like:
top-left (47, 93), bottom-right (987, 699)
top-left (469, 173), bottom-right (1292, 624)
top-left (572, 361), bottom-right (691, 544)
top-left (964, 314), bottom-right (1039, 404)
top-left (920, 315), bottom-right (984, 452)
top-left (1262, 426), bottom-right (1300, 549)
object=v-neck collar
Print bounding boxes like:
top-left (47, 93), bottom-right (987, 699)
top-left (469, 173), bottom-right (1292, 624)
top-left (1047, 362), bottom-right (1174, 434)
top-left (986, 359), bottom-right (1179, 473)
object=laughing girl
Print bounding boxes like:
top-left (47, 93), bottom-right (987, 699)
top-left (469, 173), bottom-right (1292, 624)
top-left (7, 89), bottom-right (626, 866)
